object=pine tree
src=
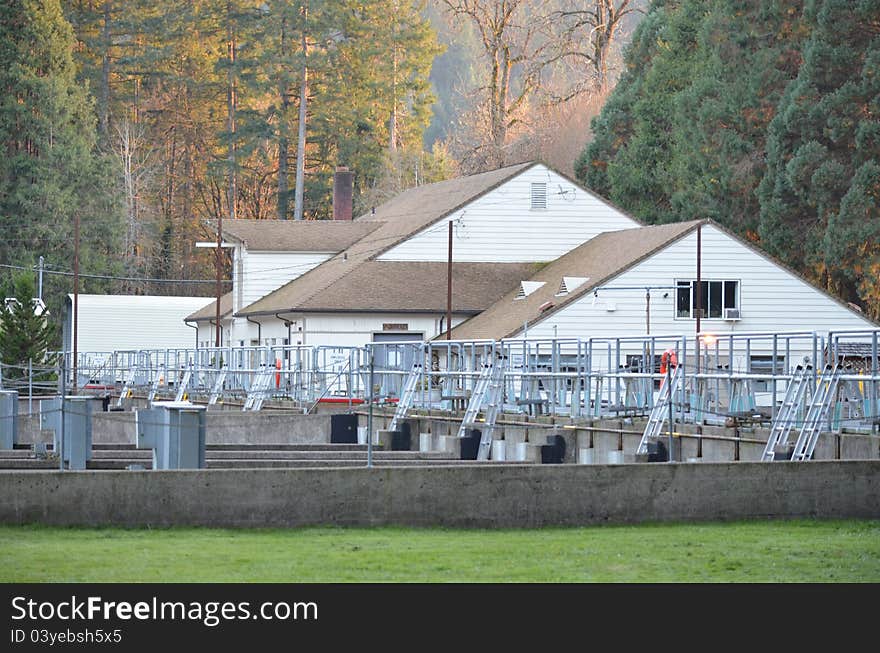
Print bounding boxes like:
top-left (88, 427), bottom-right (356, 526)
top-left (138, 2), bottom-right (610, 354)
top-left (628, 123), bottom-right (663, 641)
top-left (0, 0), bottom-right (123, 330)
top-left (758, 0), bottom-right (880, 315)
top-left (0, 271), bottom-right (57, 380)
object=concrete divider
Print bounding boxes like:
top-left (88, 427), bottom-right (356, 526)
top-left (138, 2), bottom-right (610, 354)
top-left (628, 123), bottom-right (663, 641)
top-left (1, 461), bottom-right (876, 528)
top-left (15, 410), bottom-right (335, 446)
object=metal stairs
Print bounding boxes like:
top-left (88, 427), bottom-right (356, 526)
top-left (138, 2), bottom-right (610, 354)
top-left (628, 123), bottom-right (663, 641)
top-left (116, 364), bottom-right (140, 408)
top-left (174, 366), bottom-right (193, 402)
top-left (243, 366), bottom-right (276, 411)
top-left (636, 364), bottom-right (684, 456)
top-left (791, 364), bottom-right (841, 461)
top-left (147, 365), bottom-right (166, 402)
top-left (456, 356), bottom-right (507, 461)
top-left (761, 365), bottom-right (809, 461)
top-left (388, 361), bottom-right (423, 432)
top-left (207, 367), bottom-right (228, 406)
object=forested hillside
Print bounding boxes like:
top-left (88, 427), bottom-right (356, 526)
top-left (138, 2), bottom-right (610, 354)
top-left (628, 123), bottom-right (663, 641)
top-left (577, 0), bottom-right (880, 317)
top-left (2, 0), bottom-right (642, 344)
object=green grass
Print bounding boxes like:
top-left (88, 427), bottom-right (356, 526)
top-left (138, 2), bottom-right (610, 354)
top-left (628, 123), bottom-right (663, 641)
top-left (1, 520), bottom-right (878, 582)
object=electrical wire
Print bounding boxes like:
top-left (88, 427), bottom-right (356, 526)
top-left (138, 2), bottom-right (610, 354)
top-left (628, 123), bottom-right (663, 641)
top-left (0, 263), bottom-right (229, 285)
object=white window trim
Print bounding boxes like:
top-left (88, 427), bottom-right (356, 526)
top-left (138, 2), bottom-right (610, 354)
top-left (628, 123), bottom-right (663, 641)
top-left (674, 278), bottom-right (741, 320)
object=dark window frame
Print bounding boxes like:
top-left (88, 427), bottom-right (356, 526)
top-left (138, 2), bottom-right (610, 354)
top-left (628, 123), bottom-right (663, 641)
top-left (675, 279), bottom-right (739, 319)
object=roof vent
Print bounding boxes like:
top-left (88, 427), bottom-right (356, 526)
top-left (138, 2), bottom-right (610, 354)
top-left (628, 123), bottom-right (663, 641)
top-left (556, 276), bottom-right (590, 296)
top-left (515, 281), bottom-right (546, 300)
top-left (530, 182), bottom-right (547, 210)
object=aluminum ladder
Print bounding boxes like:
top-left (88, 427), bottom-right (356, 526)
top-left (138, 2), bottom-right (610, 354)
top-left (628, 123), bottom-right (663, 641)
top-left (243, 366), bottom-right (275, 411)
top-left (761, 365), bottom-right (809, 461)
top-left (116, 364), bottom-right (140, 408)
top-left (207, 367), bottom-right (228, 406)
top-left (147, 365), bottom-right (167, 402)
top-left (388, 361), bottom-right (423, 432)
top-left (456, 357), bottom-right (507, 460)
top-left (791, 364), bottom-right (842, 461)
top-left (636, 364), bottom-right (684, 455)
top-left (174, 366), bottom-right (193, 402)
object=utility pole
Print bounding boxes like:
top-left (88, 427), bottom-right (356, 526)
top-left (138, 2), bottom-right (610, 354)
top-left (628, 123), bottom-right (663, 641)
top-left (367, 344), bottom-right (374, 468)
top-left (695, 222), bottom-right (702, 333)
top-left (73, 213), bottom-right (79, 391)
top-left (215, 216), bottom-right (223, 348)
top-left (293, 1), bottom-right (309, 221)
top-left (695, 222), bottom-right (702, 375)
top-left (667, 359), bottom-right (674, 463)
top-left (446, 220), bottom-right (453, 339)
top-left (37, 256), bottom-right (44, 302)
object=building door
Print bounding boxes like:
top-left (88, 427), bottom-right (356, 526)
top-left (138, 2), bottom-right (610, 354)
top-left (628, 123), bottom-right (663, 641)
top-left (371, 332), bottom-right (424, 398)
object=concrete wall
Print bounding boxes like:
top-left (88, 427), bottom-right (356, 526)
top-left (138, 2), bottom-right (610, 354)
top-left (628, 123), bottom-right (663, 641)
top-left (390, 412), bottom-right (880, 464)
top-left (1, 461), bottom-right (877, 528)
top-left (14, 410), bottom-right (332, 446)
top-left (10, 401), bottom-right (879, 463)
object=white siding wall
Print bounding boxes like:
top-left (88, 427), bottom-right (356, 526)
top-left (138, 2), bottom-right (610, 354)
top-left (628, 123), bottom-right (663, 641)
top-left (225, 313), bottom-right (467, 348)
top-left (377, 165), bottom-right (640, 262)
top-left (195, 322), bottom-right (232, 348)
top-left (516, 224), bottom-right (875, 361)
top-left (70, 295), bottom-right (213, 353)
top-left (233, 249), bottom-right (331, 313)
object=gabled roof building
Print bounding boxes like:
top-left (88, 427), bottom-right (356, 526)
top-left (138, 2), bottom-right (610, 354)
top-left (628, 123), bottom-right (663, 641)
top-left (187, 162), bottom-right (876, 360)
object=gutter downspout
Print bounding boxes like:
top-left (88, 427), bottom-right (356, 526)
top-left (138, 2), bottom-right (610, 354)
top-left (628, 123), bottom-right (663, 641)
top-left (245, 315), bottom-right (262, 345)
top-left (185, 320), bottom-right (199, 349)
top-left (275, 312), bottom-right (295, 346)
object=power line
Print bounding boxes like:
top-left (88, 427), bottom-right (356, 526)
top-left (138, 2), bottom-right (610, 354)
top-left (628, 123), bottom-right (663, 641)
top-left (0, 263), bottom-right (230, 285)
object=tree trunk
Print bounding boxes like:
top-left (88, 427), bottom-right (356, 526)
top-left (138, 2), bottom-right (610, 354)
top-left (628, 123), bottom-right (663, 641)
top-left (99, 2), bottom-right (111, 138)
top-left (227, 1), bottom-right (237, 221)
top-left (293, 3), bottom-right (308, 222)
top-left (277, 16), bottom-right (289, 220)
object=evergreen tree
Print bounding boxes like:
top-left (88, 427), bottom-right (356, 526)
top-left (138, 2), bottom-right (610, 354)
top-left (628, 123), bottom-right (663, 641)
top-left (0, 0), bottom-right (123, 332)
top-left (759, 0), bottom-right (880, 315)
top-left (0, 271), bottom-right (57, 380)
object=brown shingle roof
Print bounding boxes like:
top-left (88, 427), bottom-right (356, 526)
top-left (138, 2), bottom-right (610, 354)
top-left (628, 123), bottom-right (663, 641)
top-left (446, 221), bottom-right (703, 340)
top-left (214, 219), bottom-right (381, 252)
top-left (291, 261), bottom-right (539, 313)
top-left (185, 292), bottom-right (233, 322)
top-left (237, 162), bottom-right (537, 316)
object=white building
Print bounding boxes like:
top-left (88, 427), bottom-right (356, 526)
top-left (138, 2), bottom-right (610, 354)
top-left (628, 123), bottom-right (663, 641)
top-left (446, 220), bottom-right (877, 370)
top-left (65, 294), bottom-right (214, 353)
top-left (189, 162), bottom-right (639, 348)
top-left (186, 162), bottom-right (876, 361)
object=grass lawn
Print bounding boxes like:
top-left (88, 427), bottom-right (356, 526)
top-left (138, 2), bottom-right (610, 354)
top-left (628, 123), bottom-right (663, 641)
top-left (1, 520), bottom-right (878, 583)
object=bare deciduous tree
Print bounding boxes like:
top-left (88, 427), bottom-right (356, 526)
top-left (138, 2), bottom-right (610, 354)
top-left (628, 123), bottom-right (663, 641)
top-left (440, 1), bottom-right (639, 172)
top-left (548, 0), bottom-right (638, 97)
top-left (440, 0), bottom-right (554, 171)
top-left (111, 118), bottom-right (156, 292)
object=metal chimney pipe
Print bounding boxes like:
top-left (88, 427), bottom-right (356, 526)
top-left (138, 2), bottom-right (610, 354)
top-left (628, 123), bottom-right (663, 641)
top-left (333, 166), bottom-right (353, 221)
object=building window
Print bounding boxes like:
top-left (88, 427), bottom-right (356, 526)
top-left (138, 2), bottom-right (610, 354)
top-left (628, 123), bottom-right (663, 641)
top-left (750, 355), bottom-right (785, 391)
top-left (530, 182), bottom-right (547, 210)
top-left (676, 280), bottom-right (739, 319)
